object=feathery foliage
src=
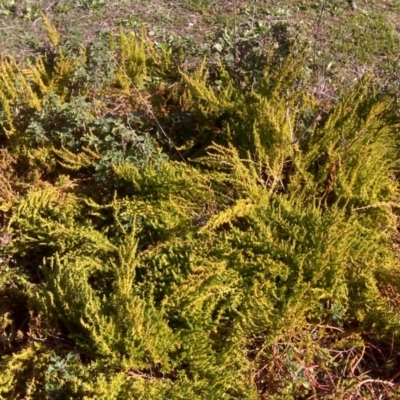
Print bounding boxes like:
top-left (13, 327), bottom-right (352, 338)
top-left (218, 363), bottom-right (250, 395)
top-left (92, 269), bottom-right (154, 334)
top-left (1, 18), bottom-right (400, 399)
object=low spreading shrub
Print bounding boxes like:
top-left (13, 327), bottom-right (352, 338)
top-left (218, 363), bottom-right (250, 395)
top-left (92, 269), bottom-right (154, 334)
top-left (1, 16), bottom-right (400, 399)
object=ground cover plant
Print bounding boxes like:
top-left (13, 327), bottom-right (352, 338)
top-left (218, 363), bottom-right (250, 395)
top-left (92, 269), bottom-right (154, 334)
top-left (1, 1), bottom-right (400, 399)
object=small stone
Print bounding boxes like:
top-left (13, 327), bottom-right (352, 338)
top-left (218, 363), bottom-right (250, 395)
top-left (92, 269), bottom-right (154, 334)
top-left (0, 233), bottom-right (12, 246)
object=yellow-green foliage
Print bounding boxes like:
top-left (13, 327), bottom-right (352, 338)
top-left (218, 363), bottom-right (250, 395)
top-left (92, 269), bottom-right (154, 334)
top-left (1, 22), bottom-right (400, 399)
top-left (41, 13), bottom-right (60, 47)
top-left (0, 149), bottom-right (18, 212)
top-left (0, 23), bottom-right (172, 181)
top-left (0, 50), bottom-right (84, 135)
top-left (0, 345), bottom-right (50, 399)
top-left (0, 58), bottom-right (41, 135)
top-left (114, 28), bottom-right (175, 91)
top-left (53, 146), bottom-right (102, 170)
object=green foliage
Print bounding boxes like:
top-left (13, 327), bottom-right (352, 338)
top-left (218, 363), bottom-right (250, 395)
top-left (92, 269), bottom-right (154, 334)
top-left (1, 18), bottom-right (400, 400)
top-left (331, 11), bottom-right (399, 65)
